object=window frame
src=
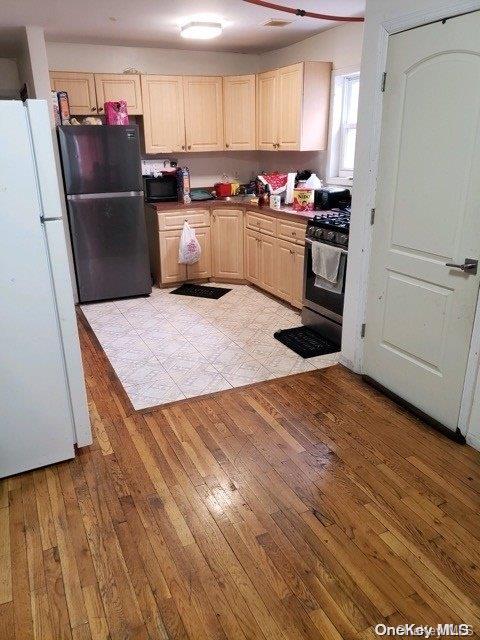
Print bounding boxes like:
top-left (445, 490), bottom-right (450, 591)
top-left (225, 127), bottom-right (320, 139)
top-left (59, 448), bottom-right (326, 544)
top-left (326, 68), bottom-right (360, 186)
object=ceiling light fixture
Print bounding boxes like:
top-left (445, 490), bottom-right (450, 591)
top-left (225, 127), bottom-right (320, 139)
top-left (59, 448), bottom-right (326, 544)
top-left (180, 21), bottom-right (223, 40)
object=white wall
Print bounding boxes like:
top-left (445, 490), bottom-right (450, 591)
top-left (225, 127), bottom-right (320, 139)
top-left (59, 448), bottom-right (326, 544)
top-left (46, 42), bottom-right (259, 76)
top-left (0, 58), bottom-right (20, 98)
top-left (341, 0), bottom-right (480, 449)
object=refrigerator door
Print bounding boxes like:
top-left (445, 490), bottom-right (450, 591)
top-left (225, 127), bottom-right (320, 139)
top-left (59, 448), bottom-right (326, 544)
top-left (0, 101), bottom-right (75, 478)
top-left (58, 124), bottom-right (143, 195)
top-left (68, 192), bottom-right (152, 302)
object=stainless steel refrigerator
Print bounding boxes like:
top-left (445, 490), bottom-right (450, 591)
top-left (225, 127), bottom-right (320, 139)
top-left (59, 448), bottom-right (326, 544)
top-left (58, 124), bottom-right (152, 302)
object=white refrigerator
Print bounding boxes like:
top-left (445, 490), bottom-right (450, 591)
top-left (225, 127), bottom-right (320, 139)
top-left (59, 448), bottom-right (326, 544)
top-left (0, 100), bottom-right (92, 478)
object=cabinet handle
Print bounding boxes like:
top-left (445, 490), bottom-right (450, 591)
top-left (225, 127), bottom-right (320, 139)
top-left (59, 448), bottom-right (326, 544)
top-left (188, 145), bottom-right (192, 150)
top-left (181, 145), bottom-right (185, 150)
top-left (277, 143), bottom-right (281, 149)
top-left (91, 106), bottom-right (97, 112)
top-left (225, 143), bottom-right (229, 148)
top-left (292, 231), bottom-right (296, 236)
top-left (98, 107), bottom-right (104, 112)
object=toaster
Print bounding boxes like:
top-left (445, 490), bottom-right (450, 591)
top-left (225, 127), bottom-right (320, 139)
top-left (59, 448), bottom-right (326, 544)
top-left (314, 187), bottom-right (351, 211)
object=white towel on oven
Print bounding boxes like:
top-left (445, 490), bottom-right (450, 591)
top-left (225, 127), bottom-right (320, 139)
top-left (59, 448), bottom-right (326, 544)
top-left (311, 241), bottom-right (342, 283)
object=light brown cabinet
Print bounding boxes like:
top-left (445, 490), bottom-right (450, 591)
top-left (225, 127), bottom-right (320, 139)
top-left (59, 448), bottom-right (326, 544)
top-left (186, 227), bottom-right (212, 280)
top-left (223, 75), bottom-right (256, 150)
top-left (245, 229), bottom-right (261, 285)
top-left (158, 229), bottom-right (187, 284)
top-left (94, 73), bottom-right (143, 115)
top-left (212, 209), bottom-right (244, 280)
top-left (183, 76), bottom-right (224, 152)
top-left (49, 71), bottom-right (97, 115)
top-left (245, 229), bottom-right (277, 295)
top-left (141, 75), bottom-right (186, 154)
top-left (257, 62), bottom-right (331, 151)
top-left (276, 240), bottom-right (305, 309)
top-left (50, 70), bottom-right (143, 116)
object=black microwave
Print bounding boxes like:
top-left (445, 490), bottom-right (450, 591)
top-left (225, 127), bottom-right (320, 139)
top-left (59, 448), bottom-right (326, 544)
top-left (143, 174), bottom-right (178, 202)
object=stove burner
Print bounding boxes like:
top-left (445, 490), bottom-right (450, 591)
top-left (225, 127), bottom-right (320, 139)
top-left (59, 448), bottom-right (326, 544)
top-left (307, 208), bottom-right (351, 246)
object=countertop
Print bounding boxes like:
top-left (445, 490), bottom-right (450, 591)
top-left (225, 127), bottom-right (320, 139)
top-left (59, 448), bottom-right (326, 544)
top-left (147, 197), bottom-right (316, 223)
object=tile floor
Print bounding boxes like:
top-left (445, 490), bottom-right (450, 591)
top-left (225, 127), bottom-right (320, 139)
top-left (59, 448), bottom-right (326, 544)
top-left (81, 283), bottom-right (339, 410)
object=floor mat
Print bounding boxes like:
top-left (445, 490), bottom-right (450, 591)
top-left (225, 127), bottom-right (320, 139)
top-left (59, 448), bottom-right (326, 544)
top-left (274, 326), bottom-right (339, 359)
top-left (171, 283), bottom-right (232, 299)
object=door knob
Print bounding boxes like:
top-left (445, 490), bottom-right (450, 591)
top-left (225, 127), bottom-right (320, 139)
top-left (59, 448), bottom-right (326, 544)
top-left (445, 258), bottom-right (478, 274)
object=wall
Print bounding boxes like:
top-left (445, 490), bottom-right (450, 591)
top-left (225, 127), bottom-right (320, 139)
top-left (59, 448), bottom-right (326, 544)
top-left (341, 0), bottom-right (480, 449)
top-left (46, 23), bottom-right (363, 186)
top-left (258, 22), bottom-right (363, 182)
top-left (0, 58), bottom-right (20, 98)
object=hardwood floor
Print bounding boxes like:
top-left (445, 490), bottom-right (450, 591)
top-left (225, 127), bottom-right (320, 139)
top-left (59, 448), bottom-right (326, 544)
top-left (2, 315), bottom-right (480, 640)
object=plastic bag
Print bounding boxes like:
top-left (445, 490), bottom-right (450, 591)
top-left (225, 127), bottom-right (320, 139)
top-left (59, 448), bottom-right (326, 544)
top-left (178, 221), bottom-right (201, 265)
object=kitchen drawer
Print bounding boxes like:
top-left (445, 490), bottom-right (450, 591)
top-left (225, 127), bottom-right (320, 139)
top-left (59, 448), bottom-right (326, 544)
top-left (245, 211), bottom-right (276, 236)
top-left (158, 209), bottom-right (210, 231)
top-left (277, 219), bottom-right (306, 245)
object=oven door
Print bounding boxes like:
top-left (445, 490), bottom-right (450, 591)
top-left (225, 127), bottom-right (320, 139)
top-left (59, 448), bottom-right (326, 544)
top-left (303, 238), bottom-right (347, 324)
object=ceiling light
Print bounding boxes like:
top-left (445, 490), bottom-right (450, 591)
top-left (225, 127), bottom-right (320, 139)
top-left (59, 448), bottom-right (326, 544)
top-left (180, 21), bottom-right (222, 40)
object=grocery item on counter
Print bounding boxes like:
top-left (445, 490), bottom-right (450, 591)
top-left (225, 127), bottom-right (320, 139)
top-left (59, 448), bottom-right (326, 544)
top-left (270, 194), bottom-right (281, 210)
top-left (258, 172), bottom-right (288, 195)
top-left (57, 91), bottom-right (70, 125)
top-left (104, 101), bottom-right (129, 125)
top-left (176, 166), bottom-right (191, 204)
top-left (293, 188), bottom-right (314, 212)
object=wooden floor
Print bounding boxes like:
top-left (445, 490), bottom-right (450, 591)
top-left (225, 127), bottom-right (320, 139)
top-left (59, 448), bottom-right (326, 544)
top-left (2, 318), bottom-right (480, 640)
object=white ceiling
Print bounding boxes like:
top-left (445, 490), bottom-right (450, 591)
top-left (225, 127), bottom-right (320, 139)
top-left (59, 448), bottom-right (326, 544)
top-left (0, 0), bottom-right (364, 54)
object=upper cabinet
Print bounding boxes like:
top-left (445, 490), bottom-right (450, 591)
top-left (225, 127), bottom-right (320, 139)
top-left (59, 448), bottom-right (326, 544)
top-left (257, 61), bottom-right (332, 151)
top-left (141, 75), bottom-right (186, 154)
top-left (256, 69), bottom-right (278, 150)
top-left (50, 71), bottom-right (143, 116)
top-left (223, 75), bottom-right (256, 151)
top-left (94, 73), bottom-right (143, 115)
top-left (183, 76), bottom-right (224, 152)
top-left (50, 71), bottom-right (97, 115)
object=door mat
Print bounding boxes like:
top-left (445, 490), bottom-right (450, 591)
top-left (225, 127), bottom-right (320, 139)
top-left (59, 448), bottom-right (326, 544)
top-left (170, 283), bottom-right (232, 299)
top-left (274, 326), bottom-right (339, 359)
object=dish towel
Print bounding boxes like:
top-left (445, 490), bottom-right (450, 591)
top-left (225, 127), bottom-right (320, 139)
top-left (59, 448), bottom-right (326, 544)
top-left (311, 242), bottom-right (345, 293)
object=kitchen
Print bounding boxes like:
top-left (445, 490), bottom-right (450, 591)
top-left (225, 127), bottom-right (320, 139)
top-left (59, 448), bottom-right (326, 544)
top-left (50, 39), bottom-right (356, 409)
top-left (3, 3), bottom-right (480, 639)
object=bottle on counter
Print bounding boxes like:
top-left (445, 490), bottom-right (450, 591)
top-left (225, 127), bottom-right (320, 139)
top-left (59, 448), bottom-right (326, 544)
top-left (176, 166), bottom-right (191, 204)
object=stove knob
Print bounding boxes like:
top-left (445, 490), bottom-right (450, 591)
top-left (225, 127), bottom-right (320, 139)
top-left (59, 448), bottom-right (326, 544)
top-left (325, 230), bottom-right (336, 242)
top-left (336, 233), bottom-right (348, 246)
top-left (314, 228), bottom-right (323, 239)
top-left (307, 227), bottom-right (315, 237)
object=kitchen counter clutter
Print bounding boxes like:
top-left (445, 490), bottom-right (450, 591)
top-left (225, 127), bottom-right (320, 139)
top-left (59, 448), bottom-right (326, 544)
top-left (145, 201), bottom-right (309, 309)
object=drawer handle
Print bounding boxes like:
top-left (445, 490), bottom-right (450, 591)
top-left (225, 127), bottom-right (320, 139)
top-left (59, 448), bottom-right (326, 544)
top-left (292, 231), bottom-right (297, 236)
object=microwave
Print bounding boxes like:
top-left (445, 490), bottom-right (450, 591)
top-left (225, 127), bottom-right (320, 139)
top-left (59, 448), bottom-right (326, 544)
top-left (314, 187), bottom-right (351, 211)
top-left (143, 174), bottom-right (178, 203)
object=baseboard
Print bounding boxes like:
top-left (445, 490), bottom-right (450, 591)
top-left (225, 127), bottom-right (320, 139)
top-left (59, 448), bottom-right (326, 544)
top-left (466, 432), bottom-right (480, 452)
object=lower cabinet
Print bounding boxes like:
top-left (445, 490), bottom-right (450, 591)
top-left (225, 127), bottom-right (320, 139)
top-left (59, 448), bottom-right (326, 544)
top-left (245, 229), bottom-right (261, 284)
top-left (245, 229), bottom-right (277, 294)
top-left (186, 227), bottom-right (212, 280)
top-left (276, 239), bottom-right (305, 309)
top-left (158, 229), bottom-right (187, 284)
top-left (212, 209), bottom-right (244, 279)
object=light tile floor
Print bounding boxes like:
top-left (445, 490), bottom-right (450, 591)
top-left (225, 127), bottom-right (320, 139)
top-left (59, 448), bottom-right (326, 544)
top-left (81, 283), bottom-right (339, 410)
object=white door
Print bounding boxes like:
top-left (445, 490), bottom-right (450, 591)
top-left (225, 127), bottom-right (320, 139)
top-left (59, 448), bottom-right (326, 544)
top-left (364, 11), bottom-right (480, 431)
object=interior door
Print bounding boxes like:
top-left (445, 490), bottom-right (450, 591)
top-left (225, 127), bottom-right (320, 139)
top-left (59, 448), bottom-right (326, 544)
top-left (141, 75), bottom-right (186, 153)
top-left (364, 11), bottom-right (480, 431)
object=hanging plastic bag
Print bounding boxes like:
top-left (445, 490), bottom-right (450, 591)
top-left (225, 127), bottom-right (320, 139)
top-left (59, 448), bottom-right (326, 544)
top-left (178, 221), bottom-right (201, 265)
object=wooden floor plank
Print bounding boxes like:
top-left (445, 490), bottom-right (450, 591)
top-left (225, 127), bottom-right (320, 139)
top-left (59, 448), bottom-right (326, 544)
top-left (4, 314), bottom-right (480, 640)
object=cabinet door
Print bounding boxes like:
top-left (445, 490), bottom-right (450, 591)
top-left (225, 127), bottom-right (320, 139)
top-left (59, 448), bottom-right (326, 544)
top-left (183, 76), bottom-right (224, 152)
top-left (291, 244), bottom-right (305, 309)
top-left (276, 240), bottom-right (294, 303)
top-left (94, 73), bottom-right (143, 115)
top-left (141, 75), bottom-right (186, 153)
top-left (260, 235), bottom-right (277, 295)
top-left (245, 230), bottom-right (260, 285)
top-left (159, 230), bottom-right (187, 284)
top-left (187, 227), bottom-right (212, 281)
top-left (256, 69), bottom-right (277, 150)
top-left (277, 63), bottom-right (303, 151)
top-left (223, 75), bottom-right (256, 150)
top-left (50, 71), bottom-right (97, 115)
top-left (212, 209), bottom-right (244, 280)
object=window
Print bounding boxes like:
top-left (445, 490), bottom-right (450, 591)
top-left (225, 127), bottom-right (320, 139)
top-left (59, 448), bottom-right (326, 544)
top-left (339, 74), bottom-right (359, 176)
top-left (326, 71), bottom-right (360, 185)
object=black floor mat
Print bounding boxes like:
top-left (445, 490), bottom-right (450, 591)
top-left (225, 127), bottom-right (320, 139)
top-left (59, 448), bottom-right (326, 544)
top-left (274, 326), bottom-right (339, 359)
top-left (171, 283), bottom-right (232, 299)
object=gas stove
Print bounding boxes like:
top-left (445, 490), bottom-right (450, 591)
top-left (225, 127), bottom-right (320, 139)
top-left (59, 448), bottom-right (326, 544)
top-left (306, 208), bottom-right (351, 247)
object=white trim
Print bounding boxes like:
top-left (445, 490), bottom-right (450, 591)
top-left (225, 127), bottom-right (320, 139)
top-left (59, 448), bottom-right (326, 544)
top-left (347, 0), bottom-right (480, 438)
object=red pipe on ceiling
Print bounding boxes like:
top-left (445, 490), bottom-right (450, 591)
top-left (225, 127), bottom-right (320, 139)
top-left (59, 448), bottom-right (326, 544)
top-left (243, 0), bottom-right (364, 22)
